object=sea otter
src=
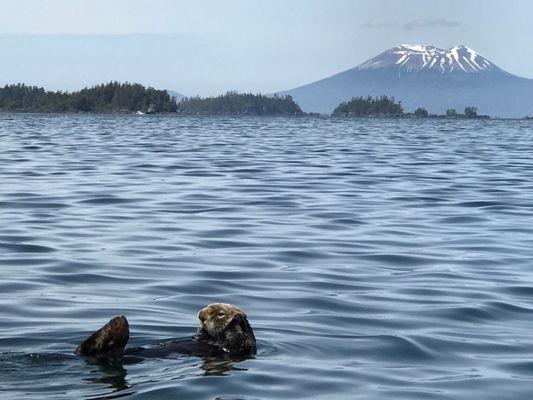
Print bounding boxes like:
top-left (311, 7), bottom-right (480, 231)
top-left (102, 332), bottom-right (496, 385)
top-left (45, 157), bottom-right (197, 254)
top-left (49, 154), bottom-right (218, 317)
top-left (75, 303), bottom-right (256, 360)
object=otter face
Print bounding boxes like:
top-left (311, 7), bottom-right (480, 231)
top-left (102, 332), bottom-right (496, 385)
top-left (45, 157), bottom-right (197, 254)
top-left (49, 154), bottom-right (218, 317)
top-left (197, 303), bottom-right (246, 338)
top-left (196, 302), bottom-right (256, 355)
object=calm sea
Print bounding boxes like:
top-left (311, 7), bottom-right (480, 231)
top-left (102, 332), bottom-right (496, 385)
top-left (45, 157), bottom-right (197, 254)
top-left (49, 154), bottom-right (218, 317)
top-left (1, 114), bottom-right (533, 399)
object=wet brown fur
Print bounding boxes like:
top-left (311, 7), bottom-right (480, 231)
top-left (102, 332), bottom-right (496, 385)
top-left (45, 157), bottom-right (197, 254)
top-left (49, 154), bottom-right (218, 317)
top-left (76, 303), bottom-right (256, 359)
top-left (75, 316), bottom-right (129, 359)
top-left (194, 303), bottom-right (256, 355)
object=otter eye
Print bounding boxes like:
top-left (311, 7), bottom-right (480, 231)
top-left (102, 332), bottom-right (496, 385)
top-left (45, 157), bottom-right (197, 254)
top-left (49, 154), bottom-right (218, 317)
top-left (217, 312), bottom-right (225, 317)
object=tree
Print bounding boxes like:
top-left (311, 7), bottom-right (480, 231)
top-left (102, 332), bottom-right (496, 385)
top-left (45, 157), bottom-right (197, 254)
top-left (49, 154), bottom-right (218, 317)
top-left (73, 95), bottom-right (92, 111)
top-left (464, 106), bottom-right (478, 118)
top-left (446, 109), bottom-right (457, 117)
top-left (414, 107), bottom-right (429, 117)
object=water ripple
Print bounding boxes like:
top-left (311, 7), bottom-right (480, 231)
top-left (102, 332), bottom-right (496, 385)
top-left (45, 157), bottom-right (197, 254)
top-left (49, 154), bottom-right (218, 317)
top-left (1, 115), bottom-right (533, 399)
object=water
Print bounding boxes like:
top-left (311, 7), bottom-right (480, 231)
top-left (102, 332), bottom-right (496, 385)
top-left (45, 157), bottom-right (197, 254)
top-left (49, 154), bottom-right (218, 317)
top-left (1, 114), bottom-right (533, 399)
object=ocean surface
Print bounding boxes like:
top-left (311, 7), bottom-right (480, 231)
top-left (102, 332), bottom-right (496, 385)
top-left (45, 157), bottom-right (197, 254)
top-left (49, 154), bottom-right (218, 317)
top-left (1, 113), bottom-right (533, 399)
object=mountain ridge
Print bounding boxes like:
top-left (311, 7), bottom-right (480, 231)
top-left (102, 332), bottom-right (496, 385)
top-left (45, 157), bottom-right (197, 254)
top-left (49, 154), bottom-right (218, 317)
top-left (357, 44), bottom-right (504, 75)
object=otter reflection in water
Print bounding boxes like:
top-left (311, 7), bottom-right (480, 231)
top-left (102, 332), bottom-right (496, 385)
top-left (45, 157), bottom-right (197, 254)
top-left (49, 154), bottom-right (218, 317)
top-left (76, 303), bottom-right (256, 361)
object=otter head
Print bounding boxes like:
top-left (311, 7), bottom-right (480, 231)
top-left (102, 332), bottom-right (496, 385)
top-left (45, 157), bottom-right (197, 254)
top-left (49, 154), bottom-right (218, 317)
top-left (197, 303), bottom-right (245, 337)
top-left (196, 303), bottom-right (256, 355)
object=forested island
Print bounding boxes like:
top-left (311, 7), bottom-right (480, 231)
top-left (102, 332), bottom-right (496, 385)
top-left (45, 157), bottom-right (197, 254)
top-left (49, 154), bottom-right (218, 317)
top-left (333, 96), bottom-right (404, 117)
top-left (0, 82), bottom-right (178, 113)
top-left (332, 96), bottom-right (489, 119)
top-left (176, 92), bottom-right (303, 115)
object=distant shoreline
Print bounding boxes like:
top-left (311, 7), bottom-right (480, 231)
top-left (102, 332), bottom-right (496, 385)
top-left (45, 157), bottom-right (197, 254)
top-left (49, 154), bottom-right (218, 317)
top-left (0, 108), bottom-right (177, 115)
top-left (1, 109), bottom-right (531, 121)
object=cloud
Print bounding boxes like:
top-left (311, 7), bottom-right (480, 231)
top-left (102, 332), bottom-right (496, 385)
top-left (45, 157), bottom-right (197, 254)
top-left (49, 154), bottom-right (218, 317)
top-left (363, 18), bottom-right (461, 30)
top-left (402, 18), bottom-right (461, 30)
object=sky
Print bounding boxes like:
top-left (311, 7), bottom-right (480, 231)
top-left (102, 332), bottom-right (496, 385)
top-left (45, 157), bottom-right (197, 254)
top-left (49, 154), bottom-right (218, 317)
top-left (0, 0), bottom-right (531, 95)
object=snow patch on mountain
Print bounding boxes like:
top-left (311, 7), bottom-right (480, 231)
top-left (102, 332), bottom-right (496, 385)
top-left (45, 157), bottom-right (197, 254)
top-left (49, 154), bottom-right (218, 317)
top-left (358, 44), bottom-right (496, 74)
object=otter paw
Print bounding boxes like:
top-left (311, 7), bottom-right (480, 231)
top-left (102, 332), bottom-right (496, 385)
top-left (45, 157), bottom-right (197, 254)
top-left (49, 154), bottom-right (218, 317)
top-left (76, 315), bottom-right (129, 359)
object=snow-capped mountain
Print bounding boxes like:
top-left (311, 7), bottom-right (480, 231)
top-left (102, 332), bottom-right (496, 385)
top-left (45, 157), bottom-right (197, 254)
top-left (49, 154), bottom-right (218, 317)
top-left (279, 44), bottom-right (533, 117)
top-left (358, 44), bottom-right (500, 75)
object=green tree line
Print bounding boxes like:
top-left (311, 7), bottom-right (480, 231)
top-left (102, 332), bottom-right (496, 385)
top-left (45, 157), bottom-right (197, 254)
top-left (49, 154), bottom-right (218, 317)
top-left (176, 92), bottom-right (303, 115)
top-left (333, 95), bottom-right (404, 116)
top-left (0, 82), bottom-right (177, 113)
top-left (333, 96), bottom-right (486, 118)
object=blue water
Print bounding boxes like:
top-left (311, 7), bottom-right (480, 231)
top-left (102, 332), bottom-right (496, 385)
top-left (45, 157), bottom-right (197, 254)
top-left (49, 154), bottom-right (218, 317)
top-left (1, 113), bottom-right (533, 399)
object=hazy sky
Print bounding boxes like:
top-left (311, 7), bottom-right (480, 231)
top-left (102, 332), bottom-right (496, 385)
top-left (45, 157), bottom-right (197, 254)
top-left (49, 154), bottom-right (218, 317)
top-left (0, 0), bottom-right (531, 95)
